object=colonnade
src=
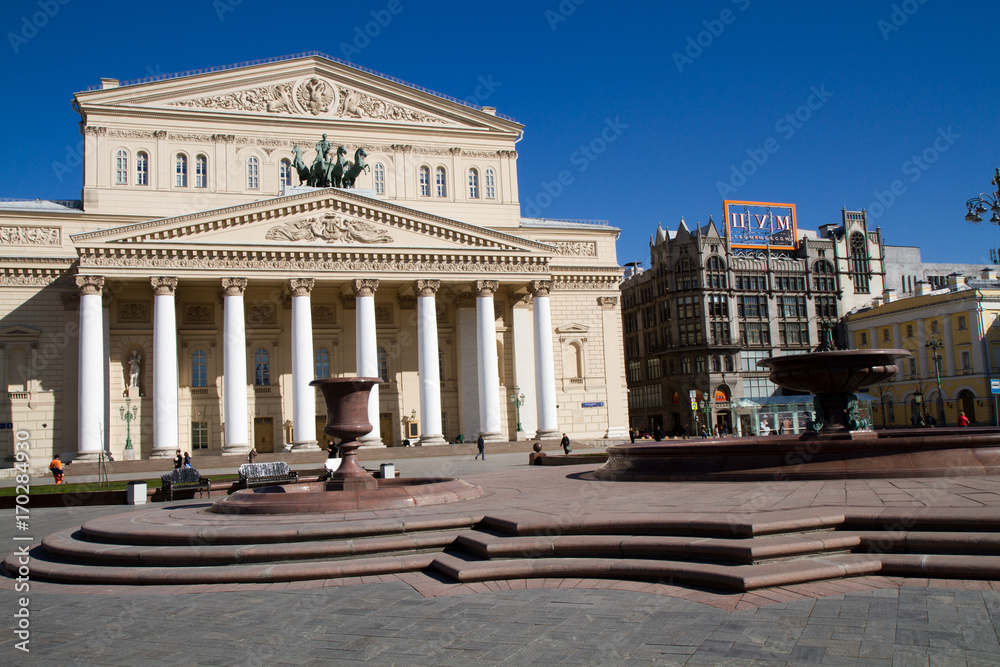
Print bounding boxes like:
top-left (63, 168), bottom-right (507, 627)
top-left (74, 275), bottom-right (560, 459)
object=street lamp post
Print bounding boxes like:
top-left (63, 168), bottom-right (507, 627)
top-left (913, 391), bottom-right (924, 427)
top-left (119, 396), bottom-right (138, 460)
top-left (509, 385), bottom-right (525, 434)
top-left (926, 337), bottom-right (945, 425)
top-left (964, 167), bottom-right (1000, 225)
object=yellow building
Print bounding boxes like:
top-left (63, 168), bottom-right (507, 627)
top-left (845, 271), bottom-right (1000, 427)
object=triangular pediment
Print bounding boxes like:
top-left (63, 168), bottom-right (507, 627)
top-left (76, 54), bottom-right (520, 134)
top-left (0, 325), bottom-right (41, 338)
top-left (71, 188), bottom-right (552, 256)
top-left (555, 323), bottom-right (590, 335)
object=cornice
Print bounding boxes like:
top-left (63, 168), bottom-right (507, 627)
top-left (70, 189), bottom-right (555, 253)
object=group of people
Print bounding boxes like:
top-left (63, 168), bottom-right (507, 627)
top-left (173, 450), bottom-right (192, 469)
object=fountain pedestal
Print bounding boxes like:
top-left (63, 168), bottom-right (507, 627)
top-left (312, 377), bottom-right (380, 491)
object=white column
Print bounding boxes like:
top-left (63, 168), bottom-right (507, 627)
top-left (76, 276), bottom-right (106, 462)
top-left (475, 280), bottom-right (502, 440)
top-left (102, 300), bottom-right (111, 457)
top-left (150, 277), bottom-right (179, 459)
top-left (222, 278), bottom-right (250, 455)
top-left (290, 278), bottom-right (318, 450)
top-left (511, 295), bottom-right (538, 439)
top-left (416, 280), bottom-right (446, 446)
top-left (530, 281), bottom-right (560, 439)
top-left (353, 279), bottom-right (383, 447)
top-left (971, 307), bottom-right (986, 371)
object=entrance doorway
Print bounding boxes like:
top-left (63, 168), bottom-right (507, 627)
top-left (379, 413), bottom-right (393, 447)
top-left (253, 417), bottom-right (274, 453)
top-left (960, 390), bottom-right (977, 423)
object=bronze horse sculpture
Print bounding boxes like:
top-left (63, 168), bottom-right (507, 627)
top-left (327, 146), bottom-right (351, 188)
top-left (291, 145), bottom-right (312, 186)
top-left (341, 148), bottom-right (369, 188)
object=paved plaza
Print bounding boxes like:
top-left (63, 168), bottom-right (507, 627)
top-left (4, 454), bottom-right (1000, 665)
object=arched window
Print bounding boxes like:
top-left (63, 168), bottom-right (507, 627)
top-left (419, 166), bottom-right (431, 197)
top-left (246, 156), bottom-right (259, 190)
top-left (191, 350), bottom-right (207, 387)
top-left (724, 355), bottom-right (734, 372)
top-left (681, 356), bottom-right (692, 374)
top-left (377, 346), bottom-right (389, 382)
top-left (435, 167), bottom-right (447, 197)
top-left (468, 168), bottom-right (479, 199)
top-left (674, 258), bottom-right (698, 291)
top-left (254, 348), bottom-right (270, 386)
top-left (314, 347), bottom-right (330, 379)
top-left (175, 154), bottom-right (188, 187)
top-left (484, 168), bottom-right (496, 199)
top-left (849, 232), bottom-right (871, 293)
top-left (136, 151), bottom-right (149, 186)
top-left (195, 154), bottom-right (208, 188)
top-left (115, 149), bottom-right (128, 185)
top-left (695, 356), bottom-right (706, 373)
top-left (711, 355), bottom-right (721, 372)
top-left (279, 159), bottom-right (292, 187)
top-left (813, 260), bottom-right (835, 291)
top-left (373, 163), bottom-right (386, 195)
top-left (706, 256), bottom-right (727, 289)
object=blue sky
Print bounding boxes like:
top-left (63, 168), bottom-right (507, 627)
top-left (2, 0), bottom-right (998, 267)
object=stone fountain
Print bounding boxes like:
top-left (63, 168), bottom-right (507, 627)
top-left (596, 347), bottom-right (1000, 481)
top-left (212, 377), bottom-right (481, 514)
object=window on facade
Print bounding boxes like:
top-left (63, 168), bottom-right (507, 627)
top-left (191, 350), bottom-right (207, 388)
top-left (484, 168), bottom-right (496, 198)
top-left (315, 347), bottom-right (330, 379)
top-left (175, 154), bottom-right (188, 187)
top-left (738, 296), bottom-right (768, 318)
top-left (195, 154), bottom-right (208, 188)
top-left (627, 361), bottom-right (641, 383)
top-left (681, 357), bottom-right (691, 374)
top-left (435, 167), bottom-right (447, 197)
top-left (191, 421), bottom-right (208, 450)
top-left (254, 349), bottom-right (270, 386)
top-left (712, 356), bottom-right (721, 372)
top-left (735, 274), bottom-right (762, 291)
top-left (280, 159), bottom-right (291, 187)
top-left (815, 296), bottom-right (837, 319)
top-left (886, 401), bottom-right (896, 424)
top-left (468, 168), bottom-right (479, 198)
top-left (908, 357), bottom-right (917, 376)
top-left (860, 332), bottom-right (868, 345)
top-left (674, 258), bottom-right (698, 291)
top-left (115, 149), bottom-right (128, 185)
top-left (419, 166), bottom-right (431, 196)
top-left (136, 151), bottom-right (149, 186)
top-left (961, 350), bottom-right (972, 370)
top-left (779, 322), bottom-right (808, 347)
top-left (778, 296), bottom-right (807, 319)
top-left (883, 328), bottom-right (891, 342)
top-left (958, 316), bottom-right (967, 331)
top-left (710, 321), bottom-right (730, 345)
top-left (906, 324), bottom-right (914, 338)
top-left (931, 320), bottom-right (939, 334)
top-left (695, 356), bottom-right (706, 373)
top-left (707, 295), bottom-right (728, 318)
top-left (646, 358), bottom-right (661, 379)
top-left (724, 355), bottom-right (734, 372)
top-left (373, 163), bottom-right (385, 195)
top-left (849, 232), bottom-right (871, 293)
top-left (377, 347), bottom-right (389, 382)
top-left (247, 156), bottom-right (259, 190)
top-left (739, 322), bottom-right (771, 346)
top-left (705, 256), bottom-right (727, 289)
top-left (813, 260), bottom-right (835, 292)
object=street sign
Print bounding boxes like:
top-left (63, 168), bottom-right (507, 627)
top-left (581, 401), bottom-right (604, 408)
top-left (690, 401), bottom-right (698, 411)
top-left (992, 379), bottom-right (1000, 394)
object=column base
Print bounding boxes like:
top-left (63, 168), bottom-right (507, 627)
top-left (291, 440), bottom-right (320, 451)
top-left (604, 427), bottom-right (629, 439)
top-left (418, 434), bottom-right (448, 447)
top-left (480, 431), bottom-right (504, 442)
top-left (148, 448), bottom-right (175, 460)
top-left (73, 451), bottom-right (105, 463)
top-left (222, 443), bottom-right (251, 456)
top-left (534, 429), bottom-right (561, 440)
top-left (358, 435), bottom-right (386, 449)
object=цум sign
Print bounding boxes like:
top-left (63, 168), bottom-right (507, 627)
top-left (723, 200), bottom-right (798, 251)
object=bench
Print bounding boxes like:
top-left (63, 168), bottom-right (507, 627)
top-left (238, 461), bottom-right (299, 489)
top-left (160, 468), bottom-right (211, 501)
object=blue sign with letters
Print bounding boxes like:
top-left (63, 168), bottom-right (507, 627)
top-left (581, 402), bottom-right (605, 408)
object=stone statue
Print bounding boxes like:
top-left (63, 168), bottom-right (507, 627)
top-left (127, 350), bottom-right (141, 396)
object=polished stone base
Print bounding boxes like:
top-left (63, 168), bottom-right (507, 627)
top-left (595, 427), bottom-right (1000, 481)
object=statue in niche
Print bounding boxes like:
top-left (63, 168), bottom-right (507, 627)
top-left (125, 350), bottom-right (141, 397)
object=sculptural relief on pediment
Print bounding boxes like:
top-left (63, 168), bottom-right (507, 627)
top-left (264, 212), bottom-right (392, 245)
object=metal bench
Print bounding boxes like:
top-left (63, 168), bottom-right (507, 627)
top-left (160, 468), bottom-right (211, 501)
top-left (238, 461), bottom-right (299, 489)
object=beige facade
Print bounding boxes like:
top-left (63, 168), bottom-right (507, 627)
top-left (0, 54), bottom-right (627, 462)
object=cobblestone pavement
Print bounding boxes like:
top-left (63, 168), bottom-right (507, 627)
top-left (3, 466), bottom-right (1000, 665)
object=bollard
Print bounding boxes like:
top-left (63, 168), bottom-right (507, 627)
top-left (379, 463), bottom-right (395, 479)
top-left (126, 481), bottom-right (147, 505)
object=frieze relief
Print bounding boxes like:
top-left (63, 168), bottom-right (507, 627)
top-left (337, 87), bottom-right (449, 125)
top-left (170, 82), bottom-right (298, 114)
top-left (184, 304), bottom-right (214, 324)
top-left (462, 150), bottom-right (500, 158)
top-left (374, 305), bottom-right (393, 324)
top-left (247, 303), bottom-right (276, 325)
top-left (312, 305), bottom-right (336, 324)
top-left (168, 133), bottom-right (214, 142)
top-left (118, 302), bottom-right (150, 323)
top-left (548, 241), bottom-right (597, 257)
top-left (107, 129), bottom-right (158, 139)
top-left (0, 226), bottom-right (61, 246)
top-left (265, 212), bottom-right (392, 245)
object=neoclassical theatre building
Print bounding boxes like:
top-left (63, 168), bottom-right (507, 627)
top-left (0, 53), bottom-right (627, 462)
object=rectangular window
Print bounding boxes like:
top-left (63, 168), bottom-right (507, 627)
top-left (908, 357), bottom-right (917, 376)
top-left (883, 329), bottom-right (891, 342)
top-left (646, 358), bottom-right (661, 380)
top-left (961, 350), bottom-right (971, 370)
top-left (906, 324), bottom-right (913, 338)
top-left (191, 421), bottom-right (208, 450)
top-left (860, 332), bottom-right (868, 345)
top-left (958, 316), bottom-right (967, 331)
top-left (627, 361), bottom-right (641, 383)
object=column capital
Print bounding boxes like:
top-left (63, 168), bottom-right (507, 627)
top-left (414, 280), bottom-right (441, 297)
top-left (221, 277), bottom-right (248, 297)
top-left (75, 275), bottom-right (104, 296)
top-left (288, 278), bottom-right (315, 297)
top-left (529, 280), bottom-right (553, 297)
top-left (352, 279), bottom-right (379, 298)
top-left (475, 280), bottom-right (499, 298)
top-left (598, 296), bottom-right (619, 310)
top-left (150, 276), bottom-right (178, 296)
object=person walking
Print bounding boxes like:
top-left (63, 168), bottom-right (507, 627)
top-left (173, 449), bottom-right (183, 469)
top-left (48, 454), bottom-right (64, 485)
top-left (958, 412), bottom-right (970, 427)
top-left (560, 433), bottom-right (571, 455)
top-left (475, 434), bottom-right (485, 460)
top-left (183, 452), bottom-right (192, 468)
top-left (652, 424), bottom-right (663, 442)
